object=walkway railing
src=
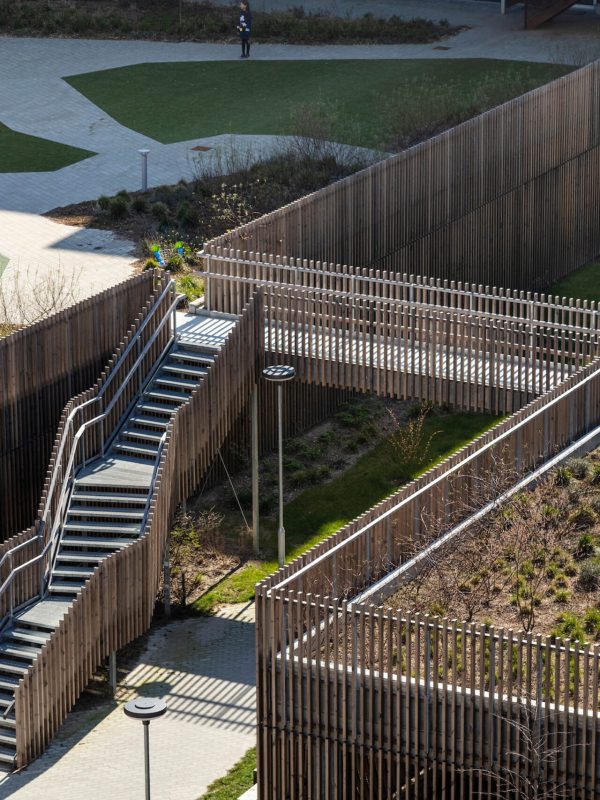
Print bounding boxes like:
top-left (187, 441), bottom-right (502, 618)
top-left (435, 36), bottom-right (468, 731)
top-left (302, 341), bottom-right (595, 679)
top-left (0, 274), bottom-right (177, 631)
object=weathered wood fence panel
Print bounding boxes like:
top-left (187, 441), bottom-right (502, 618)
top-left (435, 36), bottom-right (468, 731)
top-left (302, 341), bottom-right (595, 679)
top-left (14, 291), bottom-right (262, 768)
top-left (0, 271), bottom-right (158, 540)
top-left (257, 354), bottom-right (600, 799)
top-left (205, 62), bottom-right (600, 292)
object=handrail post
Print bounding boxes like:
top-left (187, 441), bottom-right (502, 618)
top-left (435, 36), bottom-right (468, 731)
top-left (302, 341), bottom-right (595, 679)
top-left (8, 554), bottom-right (13, 622)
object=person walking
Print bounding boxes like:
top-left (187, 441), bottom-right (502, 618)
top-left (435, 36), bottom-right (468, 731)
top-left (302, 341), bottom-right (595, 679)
top-left (237, 1), bottom-right (252, 58)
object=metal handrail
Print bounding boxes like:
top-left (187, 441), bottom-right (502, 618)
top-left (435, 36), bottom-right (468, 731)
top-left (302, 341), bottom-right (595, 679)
top-left (0, 280), bottom-right (181, 627)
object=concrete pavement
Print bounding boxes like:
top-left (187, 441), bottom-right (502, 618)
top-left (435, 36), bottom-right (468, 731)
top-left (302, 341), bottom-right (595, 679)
top-left (0, 603), bottom-right (256, 800)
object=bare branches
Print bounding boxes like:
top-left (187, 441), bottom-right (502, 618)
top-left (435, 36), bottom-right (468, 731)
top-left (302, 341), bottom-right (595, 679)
top-left (0, 264), bottom-right (81, 327)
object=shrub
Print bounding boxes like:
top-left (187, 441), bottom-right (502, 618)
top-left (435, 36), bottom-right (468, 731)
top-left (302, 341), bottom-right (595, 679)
top-left (97, 194), bottom-right (110, 211)
top-left (144, 258), bottom-right (158, 270)
top-left (591, 464), bottom-right (600, 485)
top-left (554, 466), bottom-right (572, 487)
top-left (175, 274), bottom-right (203, 302)
top-left (552, 612), bottom-right (586, 643)
top-left (553, 589), bottom-right (570, 604)
top-left (116, 189), bottom-right (130, 201)
top-left (151, 201), bottom-right (170, 222)
top-left (166, 254), bottom-right (185, 272)
top-left (583, 607), bottom-right (600, 636)
top-left (574, 533), bottom-right (596, 560)
top-left (577, 558), bottom-right (600, 592)
top-left (131, 196), bottom-right (148, 213)
top-left (566, 458), bottom-right (590, 480)
top-left (108, 195), bottom-right (129, 220)
top-left (569, 505), bottom-right (598, 531)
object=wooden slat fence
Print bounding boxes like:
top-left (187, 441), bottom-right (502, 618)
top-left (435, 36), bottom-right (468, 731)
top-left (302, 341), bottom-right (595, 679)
top-left (0, 271), bottom-right (158, 540)
top-left (203, 257), bottom-right (599, 414)
top-left (256, 353), bottom-right (600, 799)
top-left (13, 291), bottom-right (262, 768)
top-left (205, 61), bottom-right (600, 292)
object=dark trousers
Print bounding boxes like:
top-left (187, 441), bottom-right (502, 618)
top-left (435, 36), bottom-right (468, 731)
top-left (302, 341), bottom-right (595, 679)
top-left (241, 35), bottom-right (250, 56)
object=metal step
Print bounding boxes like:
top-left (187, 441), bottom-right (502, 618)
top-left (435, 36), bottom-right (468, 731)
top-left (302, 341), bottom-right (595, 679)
top-left (71, 491), bottom-right (148, 505)
top-left (0, 730), bottom-right (16, 748)
top-left (63, 521), bottom-right (140, 535)
top-left (55, 550), bottom-right (106, 563)
top-left (48, 582), bottom-right (83, 596)
top-left (163, 363), bottom-right (208, 378)
top-left (144, 388), bottom-right (189, 403)
top-left (112, 442), bottom-right (159, 458)
top-left (1, 717), bottom-right (16, 730)
top-left (170, 349), bottom-right (216, 364)
top-left (128, 414), bottom-right (170, 429)
top-left (62, 536), bottom-right (136, 549)
top-left (52, 566), bottom-right (96, 579)
top-left (137, 402), bottom-right (177, 416)
top-left (9, 629), bottom-right (51, 646)
top-left (0, 642), bottom-right (39, 660)
top-left (0, 745), bottom-right (16, 765)
top-left (0, 660), bottom-right (28, 676)
top-left (68, 507), bottom-right (144, 520)
top-left (155, 375), bottom-right (198, 391)
top-left (0, 676), bottom-right (19, 692)
top-left (121, 428), bottom-right (164, 443)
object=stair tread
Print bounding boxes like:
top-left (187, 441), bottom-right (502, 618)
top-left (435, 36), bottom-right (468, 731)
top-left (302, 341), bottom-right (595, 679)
top-left (0, 731), bottom-right (15, 744)
top-left (53, 566), bottom-right (96, 578)
top-left (10, 630), bottom-right (51, 646)
top-left (62, 536), bottom-right (136, 548)
top-left (122, 428), bottom-right (164, 442)
top-left (155, 375), bottom-right (199, 389)
top-left (63, 521), bottom-right (140, 533)
top-left (137, 402), bottom-right (177, 415)
top-left (172, 344), bottom-right (219, 357)
top-left (56, 550), bottom-right (106, 562)
top-left (116, 439), bottom-right (160, 452)
top-left (48, 582), bottom-right (83, 594)
top-left (71, 491), bottom-right (148, 504)
top-left (129, 415), bottom-right (170, 429)
top-left (68, 507), bottom-right (144, 519)
top-left (163, 363), bottom-right (208, 377)
top-left (144, 389), bottom-right (188, 402)
top-left (0, 643), bottom-right (39, 660)
top-left (0, 660), bottom-right (28, 675)
top-left (0, 745), bottom-right (16, 763)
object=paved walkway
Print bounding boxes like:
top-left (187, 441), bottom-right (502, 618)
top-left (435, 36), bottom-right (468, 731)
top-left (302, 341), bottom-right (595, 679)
top-left (2, 1), bottom-right (600, 304)
top-left (0, 603), bottom-right (256, 800)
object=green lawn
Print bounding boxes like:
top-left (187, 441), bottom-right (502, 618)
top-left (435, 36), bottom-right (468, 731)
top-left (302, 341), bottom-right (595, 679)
top-left (198, 748), bottom-right (256, 800)
top-left (193, 410), bottom-right (501, 613)
top-left (0, 122), bottom-right (94, 172)
top-left (64, 59), bottom-right (569, 150)
top-left (550, 260), bottom-right (600, 304)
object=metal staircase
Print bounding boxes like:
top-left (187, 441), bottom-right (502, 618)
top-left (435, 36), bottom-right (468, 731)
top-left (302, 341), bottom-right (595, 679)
top-left (0, 334), bottom-right (220, 767)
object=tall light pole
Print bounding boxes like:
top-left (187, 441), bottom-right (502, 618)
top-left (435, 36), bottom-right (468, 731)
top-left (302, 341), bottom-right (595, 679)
top-left (124, 697), bottom-right (167, 800)
top-left (262, 364), bottom-right (295, 568)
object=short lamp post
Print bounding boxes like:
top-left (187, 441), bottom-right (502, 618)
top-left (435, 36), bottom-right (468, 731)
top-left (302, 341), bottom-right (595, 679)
top-left (262, 364), bottom-right (296, 568)
top-left (124, 697), bottom-right (167, 800)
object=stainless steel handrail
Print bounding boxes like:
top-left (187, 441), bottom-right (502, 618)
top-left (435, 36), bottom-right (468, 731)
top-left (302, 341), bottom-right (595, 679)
top-left (0, 281), bottom-right (181, 627)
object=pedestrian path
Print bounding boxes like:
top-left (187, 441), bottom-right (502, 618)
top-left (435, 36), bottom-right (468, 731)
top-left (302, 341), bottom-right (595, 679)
top-left (0, 603), bottom-right (256, 800)
top-left (2, 2), bottom-right (600, 300)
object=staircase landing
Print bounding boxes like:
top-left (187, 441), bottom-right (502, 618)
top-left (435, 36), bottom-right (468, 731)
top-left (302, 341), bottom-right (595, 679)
top-left (76, 455), bottom-right (155, 489)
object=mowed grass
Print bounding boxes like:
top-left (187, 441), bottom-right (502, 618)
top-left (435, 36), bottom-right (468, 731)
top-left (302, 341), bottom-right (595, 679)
top-left (64, 59), bottom-right (569, 149)
top-left (198, 747), bottom-right (256, 800)
top-left (550, 260), bottom-right (600, 304)
top-left (193, 410), bottom-right (501, 613)
top-left (0, 122), bottom-right (94, 172)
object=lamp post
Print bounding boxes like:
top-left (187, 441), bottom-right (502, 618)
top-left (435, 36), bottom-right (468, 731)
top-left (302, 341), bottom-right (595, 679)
top-left (124, 697), bottom-right (167, 800)
top-left (262, 364), bottom-right (295, 568)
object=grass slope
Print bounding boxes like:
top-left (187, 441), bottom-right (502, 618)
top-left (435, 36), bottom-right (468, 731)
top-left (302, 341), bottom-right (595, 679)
top-left (0, 121), bottom-right (94, 172)
top-left (65, 59), bottom-right (569, 149)
top-left (550, 260), bottom-right (600, 304)
top-left (198, 747), bottom-right (256, 800)
top-left (193, 410), bottom-right (500, 613)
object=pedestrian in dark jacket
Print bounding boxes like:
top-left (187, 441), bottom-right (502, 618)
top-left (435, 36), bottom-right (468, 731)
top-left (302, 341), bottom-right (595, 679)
top-left (237, 1), bottom-right (252, 58)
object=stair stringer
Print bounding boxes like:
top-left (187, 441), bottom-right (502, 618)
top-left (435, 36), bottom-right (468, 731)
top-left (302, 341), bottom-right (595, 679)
top-left (12, 291), bottom-right (263, 769)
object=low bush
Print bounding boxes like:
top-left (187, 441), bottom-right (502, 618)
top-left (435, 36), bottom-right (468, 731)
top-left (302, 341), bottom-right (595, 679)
top-left (108, 195), bottom-right (129, 220)
top-left (566, 458), bottom-right (590, 480)
top-left (97, 194), bottom-right (110, 211)
top-left (577, 558), bottom-right (600, 592)
top-left (574, 533), bottom-right (596, 560)
top-left (570, 505), bottom-right (598, 531)
top-left (552, 612), bottom-right (586, 643)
